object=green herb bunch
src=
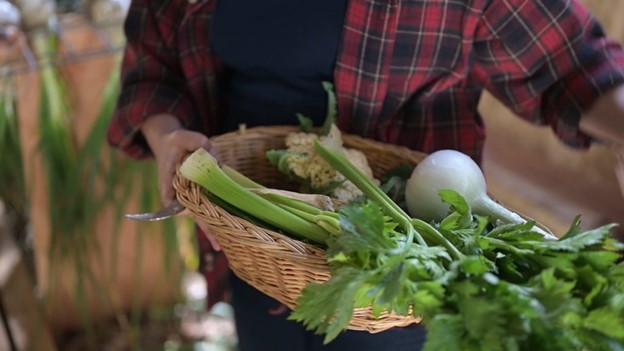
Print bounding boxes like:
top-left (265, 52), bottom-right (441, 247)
top-left (288, 142), bottom-right (624, 350)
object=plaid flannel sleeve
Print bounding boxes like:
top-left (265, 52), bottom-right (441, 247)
top-left (471, 0), bottom-right (624, 148)
top-left (106, 0), bottom-right (197, 159)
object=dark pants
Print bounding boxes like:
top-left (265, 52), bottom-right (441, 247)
top-left (229, 273), bottom-right (428, 351)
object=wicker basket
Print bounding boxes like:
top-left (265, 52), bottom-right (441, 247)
top-left (173, 125), bottom-right (428, 333)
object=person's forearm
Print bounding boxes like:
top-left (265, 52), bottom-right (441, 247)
top-left (580, 84), bottom-right (624, 145)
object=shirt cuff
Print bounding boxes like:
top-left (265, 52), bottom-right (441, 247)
top-left (549, 41), bottom-right (624, 148)
top-left (107, 84), bottom-right (197, 159)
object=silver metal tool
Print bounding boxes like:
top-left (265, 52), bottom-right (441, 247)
top-left (124, 199), bottom-right (186, 221)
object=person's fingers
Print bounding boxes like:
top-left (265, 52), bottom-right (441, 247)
top-left (152, 129), bottom-right (220, 250)
top-left (614, 149), bottom-right (624, 200)
top-left (159, 163), bottom-right (176, 205)
top-left (157, 146), bottom-right (180, 205)
top-left (156, 130), bottom-right (212, 205)
top-left (196, 219), bottom-right (222, 251)
top-left (616, 170), bottom-right (624, 201)
top-left (616, 164), bottom-right (624, 192)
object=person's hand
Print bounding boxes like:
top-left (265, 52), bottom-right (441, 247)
top-left (195, 219), bottom-right (222, 251)
top-left (141, 114), bottom-right (222, 250)
top-left (614, 145), bottom-right (624, 201)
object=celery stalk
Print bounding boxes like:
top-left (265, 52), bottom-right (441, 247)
top-left (221, 163), bottom-right (341, 234)
top-left (314, 140), bottom-right (464, 259)
top-left (313, 140), bottom-right (421, 246)
top-left (256, 192), bottom-right (342, 235)
top-left (222, 165), bottom-right (264, 189)
top-left (180, 148), bottom-right (330, 244)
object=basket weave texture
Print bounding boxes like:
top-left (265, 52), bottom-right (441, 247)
top-left (173, 125), bottom-right (427, 333)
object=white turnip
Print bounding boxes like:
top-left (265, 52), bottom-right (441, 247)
top-left (405, 149), bottom-right (557, 240)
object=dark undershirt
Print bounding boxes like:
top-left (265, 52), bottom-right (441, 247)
top-left (211, 0), bottom-right (348, 133)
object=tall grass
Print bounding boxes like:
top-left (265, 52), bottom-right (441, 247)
top-left (28, 27), bottom-right (182, 348)
top-left (0, 73), bottom-right (28, 246)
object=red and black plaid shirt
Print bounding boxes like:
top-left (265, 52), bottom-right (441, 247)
top-left (107, 0), bottom-right (624, 305)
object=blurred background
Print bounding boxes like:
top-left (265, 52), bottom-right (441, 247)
top-left (0, 0), bottom-right (622, 350)
top-left (0, 1), bottom-right (237, 350)
top-left (480, 0), bottom-right (624, 241)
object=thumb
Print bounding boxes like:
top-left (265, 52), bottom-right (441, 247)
top-left (179, 131), bottom-right (212, 153)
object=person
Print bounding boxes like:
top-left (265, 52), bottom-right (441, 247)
top-left (107, 0), bottom-right (624, 349)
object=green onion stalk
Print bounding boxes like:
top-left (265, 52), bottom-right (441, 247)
top-left (30, 29), bottom-right (134, 342)
top-left (31, 28), bottom-right (99, 341)
top-left (0, 74), bottom-right (28, 238)
top-left (31, 30), bottom-right (84, 255)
